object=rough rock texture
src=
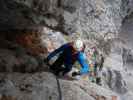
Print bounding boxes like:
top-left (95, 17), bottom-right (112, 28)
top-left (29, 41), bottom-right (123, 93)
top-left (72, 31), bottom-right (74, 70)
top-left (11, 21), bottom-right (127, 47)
top-left (0, 28), bottom-right (66, 72)
top-left (0, 48), bottom-right (39, 73)
top-left (39, 27), bottom-right (66, 54)
top-left (101, 40), bottom-right (133, 100)
top-left (0, 0), bottom-right (131, 35)
top-left (120, 5), bottom-right (133, 49)
top-left (0, 0), bottom-right (133, 100)
top-left (100, 0), bottom-right (133, 99)
top-left (0, 72), bottom-right (119, 100)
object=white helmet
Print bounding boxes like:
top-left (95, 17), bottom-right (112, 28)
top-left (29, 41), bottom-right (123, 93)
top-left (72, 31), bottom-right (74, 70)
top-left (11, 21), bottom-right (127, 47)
top-left (73, 39), bottom-right (84, 51)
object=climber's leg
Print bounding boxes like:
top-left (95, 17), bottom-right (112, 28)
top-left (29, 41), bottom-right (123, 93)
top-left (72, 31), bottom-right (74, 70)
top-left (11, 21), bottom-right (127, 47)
top-left (62, 65), bottom-right (72, 76)
top-left (50, 54), bottom-right (65, 75)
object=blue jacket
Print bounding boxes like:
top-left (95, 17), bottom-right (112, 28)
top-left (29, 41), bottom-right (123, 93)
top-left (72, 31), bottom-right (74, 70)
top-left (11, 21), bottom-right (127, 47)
top-left (47, 43), bottom-right (89, 74)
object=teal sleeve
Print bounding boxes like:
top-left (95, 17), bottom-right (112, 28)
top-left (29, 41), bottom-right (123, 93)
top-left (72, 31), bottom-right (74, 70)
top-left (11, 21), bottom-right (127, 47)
top-left (77, 52), bottom-right (89, 74)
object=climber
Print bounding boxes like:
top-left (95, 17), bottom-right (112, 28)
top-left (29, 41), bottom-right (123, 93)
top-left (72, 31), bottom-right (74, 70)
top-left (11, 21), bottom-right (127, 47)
top-left (87, 47), bottom-right (104, 85)
top-left (45, 39), bottom-right (89, 76)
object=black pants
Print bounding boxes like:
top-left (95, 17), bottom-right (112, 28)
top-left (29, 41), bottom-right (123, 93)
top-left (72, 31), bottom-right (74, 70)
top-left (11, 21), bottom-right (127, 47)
top-left (50, 54), bottom-right (72, 75)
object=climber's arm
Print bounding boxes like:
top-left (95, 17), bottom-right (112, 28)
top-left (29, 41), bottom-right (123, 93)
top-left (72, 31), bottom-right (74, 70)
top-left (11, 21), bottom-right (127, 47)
top-left (47, 43), bottom-right (68, 61)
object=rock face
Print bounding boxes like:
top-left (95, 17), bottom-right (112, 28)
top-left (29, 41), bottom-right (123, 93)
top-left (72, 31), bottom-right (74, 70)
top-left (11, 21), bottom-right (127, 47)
top-left (0, 40), bottom-right (120, 100)
top-left (101, 0), bottom-right (133, 99)
top-left (0, 72), bottom-right (119, 100)
top-left (101, 40), bottom-right (133, 100)
top-left (0, 0), bottom-right (131, 35)
top-left (0, 0), bottom-right (133, 100)
top-left (0, 28), bottom-right (66, 72)
top-left (0, 48), bottom-right (39, 73)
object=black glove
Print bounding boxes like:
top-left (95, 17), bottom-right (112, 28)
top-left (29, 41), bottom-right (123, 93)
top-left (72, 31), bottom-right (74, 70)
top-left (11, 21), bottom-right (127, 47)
top-left (44, 58), bottom-right (50, 66)
top-left (72, 71), bottom-right (80, 77)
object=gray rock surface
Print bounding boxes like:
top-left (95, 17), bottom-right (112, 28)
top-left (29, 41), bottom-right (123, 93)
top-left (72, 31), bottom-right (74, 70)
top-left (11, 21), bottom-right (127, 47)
top-left (0, 48), bottom-right (39, 73)
top-left (101, 40), bottom-right (133, 100)
top-left (39, 27), bottom-right (66, 55)
top-left (0, 0), bottom-right (131, 35)
top-left (0, 0), bottom-right (133, 100)
top-left (0, 72), bottom-right (119, 100)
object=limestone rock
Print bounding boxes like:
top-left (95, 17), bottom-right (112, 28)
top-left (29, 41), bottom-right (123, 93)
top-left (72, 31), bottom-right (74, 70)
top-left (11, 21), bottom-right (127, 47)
top-left (0, 48), bottom-right (39, 73)
top-left (0, 0), bottom-right (132, 35)
top-left (0, 72), bottom-right (119, 100)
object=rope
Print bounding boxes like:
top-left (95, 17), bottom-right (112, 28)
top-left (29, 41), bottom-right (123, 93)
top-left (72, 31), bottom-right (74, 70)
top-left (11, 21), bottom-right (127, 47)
top-left (44, 59), bottom-right (62, 100)
top-left (55, 75), bottom-right (62, 100)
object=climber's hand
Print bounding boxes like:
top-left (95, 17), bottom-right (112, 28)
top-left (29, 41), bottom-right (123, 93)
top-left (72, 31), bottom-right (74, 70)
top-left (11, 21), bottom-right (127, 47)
top-left (72, 71), bottom-right (80, 77)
